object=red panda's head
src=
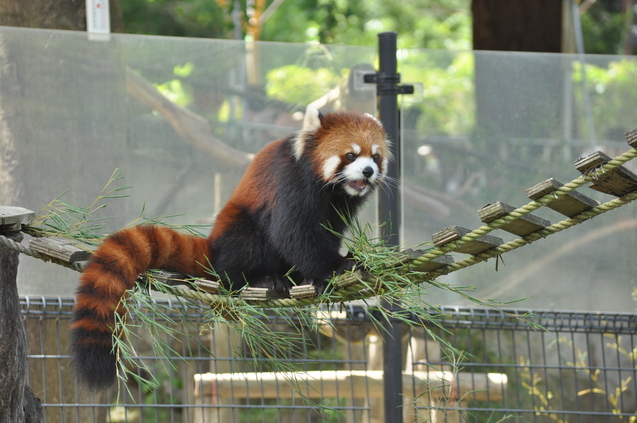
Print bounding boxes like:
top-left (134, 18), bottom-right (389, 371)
top-left (295, 106), bottom-right (390, 197)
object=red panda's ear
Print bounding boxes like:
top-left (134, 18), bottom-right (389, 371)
top-left (365, 113), bottom-right (382, 127)
top-left (294, 105), bottom-right (323, 160)
top-left (302, 105), bottom-right (322, 132)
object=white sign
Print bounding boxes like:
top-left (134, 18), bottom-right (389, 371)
top-left (86, 0), bottom-right (110, 39)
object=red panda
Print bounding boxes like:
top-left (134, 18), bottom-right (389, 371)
top-left (71, 105), bottom-right (390, 390)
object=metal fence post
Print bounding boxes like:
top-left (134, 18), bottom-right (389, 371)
top-left (366, 31), bottom-right (413, 423)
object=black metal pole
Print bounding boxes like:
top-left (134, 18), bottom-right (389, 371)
top-left (364, 31), bottom-right (412, 423)
top-left (376, 31), bottom-right (404, 423)
top-left (377, 32), bottom-right (401, 245)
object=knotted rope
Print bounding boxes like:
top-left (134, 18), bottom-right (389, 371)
top-left (2, 148), bottom-right (637, 308)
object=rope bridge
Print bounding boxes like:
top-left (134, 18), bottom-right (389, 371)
top-left (2, 128), bottom-right (637, 309)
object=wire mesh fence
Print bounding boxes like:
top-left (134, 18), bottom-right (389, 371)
top-left (21, 296), bottom-right (637, 422)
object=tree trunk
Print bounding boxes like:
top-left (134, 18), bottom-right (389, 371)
top-left (0, 0), bottom-right (124, 32)
top-left (0, 229), bottom-right (42, 423)
top-left (472, 0), bottom-right (563, 53)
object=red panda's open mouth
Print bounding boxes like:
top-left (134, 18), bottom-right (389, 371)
top-left (348, 180), bottom-right (368, 192)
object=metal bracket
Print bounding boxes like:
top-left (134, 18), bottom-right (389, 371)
top-left (363, 72), bottom-right (415, 96)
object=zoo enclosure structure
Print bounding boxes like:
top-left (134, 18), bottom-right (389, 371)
top-left (20, 297), bottom-right (637, 422)
top-left (8, 130), bottom-right (637, 422)
top-left (4, 26), bottom-right (637, 423)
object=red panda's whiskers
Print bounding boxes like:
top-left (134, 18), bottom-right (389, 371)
top-left (380, 175), bottom-right (398, 189)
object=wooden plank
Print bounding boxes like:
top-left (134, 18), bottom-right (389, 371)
top-left (574, 150), bottom-right (611, 173)
top-left (241, 287), bottom-right (289, 301)
top-left (29, 236), bottom-right (92, 263)
top-left (194, 370), bottom-right (507, 402)
top-left (147, 270), bottom-right (220, 294)
top-left (410, 255), bottom-right (454, 272)
top-left (193, 279), bottom-right (221, 294)
top-left (147, 270), bottom-right (191, 285)
top-left (431, 226), bottom-right (502, 255)
top-left (400, 248), bottom-right (454, 272)
top-left (334, 270), bottom-right (370, 290)
top-left (290, 285), bottom-right (318, 299)
top-left (526, 178), bottom-right (599, 217)
top-left (478, 201), bottom-right (550, 237)
top-left (574, 151), bottom-right (637, 197)
top-left (0, 206), bottom-right (35, 230)
top-left (626, 128), bottom-right (637, 148)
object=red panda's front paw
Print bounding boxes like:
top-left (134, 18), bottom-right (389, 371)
top-left (249, 275), bottom-right (292, 294)
top-left (334, 255), bottom-right (358, 276)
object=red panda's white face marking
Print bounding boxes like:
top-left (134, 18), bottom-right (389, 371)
top-left (297, 106), bottom-right (390, 198)
top-left (337, 142), bottom-right (383, 196)
top-left (322, 156), bottom-right (342, 182)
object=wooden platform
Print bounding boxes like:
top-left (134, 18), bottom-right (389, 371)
top-left (29, 237), bottom-right (92, 263)
top-left (574, 150), bottom-right (637, 197)
top-left (432, 226), bottom-right (503, 255)
top-left (402, 249), bottom-right (455, 273)
top-left (241, 287), bottom-right (289, 301)
top-left (0, 206), bottom-right (35, 231)
top-left (290, 285), bottom-right (319, 299)
top-left (478, 201), bottom-right (550, 236)
top-left (626, 128), bottom-right (637, 148)
top-left (146, 270), bottom-right (221, 294)
top-left (526, 178), bottom-right (599, 217)
top-left (4, 126), bottom-right (637, 306)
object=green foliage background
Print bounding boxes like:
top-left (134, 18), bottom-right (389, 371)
top-left (120, 0), bottom-right (634, 54)
top-left (120, 0), bottom-right (635, 142)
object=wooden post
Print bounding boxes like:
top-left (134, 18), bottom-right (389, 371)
top-left (193, 323), bottom-right (242, 423)
top-left (0, 207), bottom-right (42, 423)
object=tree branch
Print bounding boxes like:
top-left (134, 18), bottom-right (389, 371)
top-left (125, 68), bottom-right (254, 168)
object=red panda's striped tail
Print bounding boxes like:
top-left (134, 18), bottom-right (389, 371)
top-left (70, 225), bottom-right (211, 390)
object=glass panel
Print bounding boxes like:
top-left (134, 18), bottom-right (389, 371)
top-left (4, 26), bottom-right (635, 312)
top-left (400, 48), bottom-right (637, 312)
top-left (0, 27), bottom-right (376, 296)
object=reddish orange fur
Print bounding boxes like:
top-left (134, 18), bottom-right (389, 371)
top-left (71, 225), bottom-right (212, 389)
top-left (71, 109), bottom-right (388, 390)
top-left (309, 114), bottom-right (389, 182)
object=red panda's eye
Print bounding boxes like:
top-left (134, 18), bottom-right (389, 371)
top-left (346, 153), bottom-right (357, 161)
top-left (372, 154), bottom-right (380, 162)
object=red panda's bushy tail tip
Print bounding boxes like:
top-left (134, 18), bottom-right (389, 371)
top-left (70, 225), bottom-right (211, 389)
